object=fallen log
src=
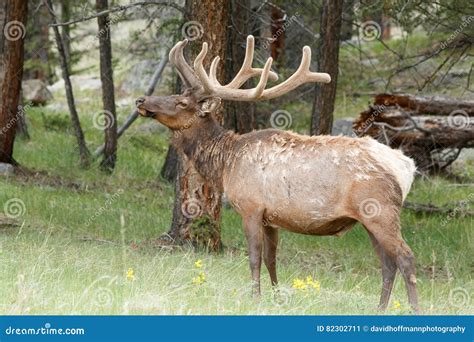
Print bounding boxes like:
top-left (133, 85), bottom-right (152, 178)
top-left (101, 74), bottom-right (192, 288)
top-left (373, 93), bottom-right (474, 116)
top-left (353, 94), bottom-right (474, 172)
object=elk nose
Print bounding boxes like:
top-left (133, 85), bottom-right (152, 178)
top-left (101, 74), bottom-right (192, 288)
top-left (135, 97), bottom-right (145, 107)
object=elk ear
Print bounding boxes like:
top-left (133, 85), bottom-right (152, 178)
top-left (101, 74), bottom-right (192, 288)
top-left (197, 97), bottom-right (221, 117)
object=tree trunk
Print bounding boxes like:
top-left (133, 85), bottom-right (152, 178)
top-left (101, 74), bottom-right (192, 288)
top-left (340, 0), bottom-right (355, 41)
top-left (310, 0), bottom-right (343, 135)
top-left (0, 1), bottom-right (7, 111)
top-left (160, 77), bottom-right (183, 182)
top-left (96, 0), bottom-right (117, 172)
top-left (60, 0), bottom-right (71, 61)
top-left (23, 1), bottom-right (51, 81)
top-left (223, 0), bottom-right (256, 134)
top-left (270, 5), bottom-right (285, 67)
top-left (45, 0), bottom-right (90, 167)
top-left (0, 0), bottom-right (27, 165)
top-left (163, 0), bottom-right (229, 251)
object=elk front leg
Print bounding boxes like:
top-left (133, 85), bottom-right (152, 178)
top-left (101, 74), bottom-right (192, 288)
top-left (263, 225), bottom-right (279, 286)
top-left (243, 210), bottom-right (264, 297)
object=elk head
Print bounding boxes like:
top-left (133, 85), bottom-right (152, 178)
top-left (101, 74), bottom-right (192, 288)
top-left (136, 35), bottom-right (331, 131)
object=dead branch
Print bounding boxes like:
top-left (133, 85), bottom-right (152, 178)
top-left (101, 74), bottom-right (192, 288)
top-left (93, 48), bottom-right (170, 158)
top-left (49, 1), bottom-right (185, 27)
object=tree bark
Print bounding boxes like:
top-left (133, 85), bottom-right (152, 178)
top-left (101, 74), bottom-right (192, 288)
top-left (0, 0), bottom-right (27, 165)
top-left (340, 0), bottom-right (354, 41)
top-left (23, 2), bottom-right (51, 81)
top-left (60, 0), bottom-right (71, 61)
top-left (96, 0), bottom-right (117, 172)
top-left (223, 0), bottom-right (256, 134)
top-left (270, 5), bottom-right (285, 67)
top-left (163, 0), bottom-right (229, 251)
top-left (373, 93), bottom-right (474, 116)
top-left (45, 0), bottom-right (90, 167)
top-left (310, 0), bottom-right (343, 135)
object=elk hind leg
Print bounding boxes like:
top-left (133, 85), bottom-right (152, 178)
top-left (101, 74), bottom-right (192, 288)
top-left (364, 217), bottom-right (420, 313)
top-left (367, 230), bottom-right (397, 311)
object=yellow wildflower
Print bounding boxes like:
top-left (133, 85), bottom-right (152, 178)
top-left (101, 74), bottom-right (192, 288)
top-left (393, 300), bottom-right (402, 310)
top-left (192, 271), bottom-right (206, 285)
top-left (126, 268), bottom-right (135, 281)
top-left (292, 278), bottom-right (307, 290)
top-left (194, 259), bottom-right (203, 268)
top-left (306, 276), bottom-right (321, 292)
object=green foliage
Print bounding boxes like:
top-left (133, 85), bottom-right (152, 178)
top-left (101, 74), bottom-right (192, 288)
top-left (40, 111), bottom-right (72, 133)
top-left (189, 215), bottom-right (220, 250)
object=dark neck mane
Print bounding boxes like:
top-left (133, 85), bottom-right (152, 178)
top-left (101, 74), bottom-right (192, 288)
top-left (173, 118), bottom-right (238, 189)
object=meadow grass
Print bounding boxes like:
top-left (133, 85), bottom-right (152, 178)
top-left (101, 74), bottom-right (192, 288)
top-left (0, 106), bottom-right (472, 315)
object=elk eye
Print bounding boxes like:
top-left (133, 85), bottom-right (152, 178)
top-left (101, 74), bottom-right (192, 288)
top-left (176, 100), bottom-right (189, 109)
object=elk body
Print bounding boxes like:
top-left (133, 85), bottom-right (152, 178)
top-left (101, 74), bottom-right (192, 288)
top-left (136, 36), bottom-right (420, 313)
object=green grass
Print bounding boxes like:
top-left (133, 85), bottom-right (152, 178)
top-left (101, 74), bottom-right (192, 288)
top-left (0, 103), bottom-right (472, 315)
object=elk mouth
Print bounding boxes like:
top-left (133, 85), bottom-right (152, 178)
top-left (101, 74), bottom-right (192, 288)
top-left (135, 97), bottom-right (158, 118)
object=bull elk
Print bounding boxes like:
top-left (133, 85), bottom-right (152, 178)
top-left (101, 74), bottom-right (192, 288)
top-left (136, 36), bottom-right (419, 313)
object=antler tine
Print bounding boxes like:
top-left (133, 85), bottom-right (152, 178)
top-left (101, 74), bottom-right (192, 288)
top-left (209, 57), bottom-right (221, 85)
top-left (225, 35), bottom-right (278, 89)
top-left (257, 45), bottom-right (331, 101)
top-left (192, 36), bottom-right (330, 102)
top-left (171, 39), bottom-right (202, 89)
top-left (194, 41), bottom-right (275, 101)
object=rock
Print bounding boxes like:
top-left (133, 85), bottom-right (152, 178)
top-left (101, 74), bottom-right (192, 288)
top-left (119, 60), bottom-right (160, 95)
top-left (48, 75), bottom-right (102, 94)
top-left (22, 79), bottom-right (53, 106)
top-left (332, 118), bottom-right (355, 137)
top-left (0, 162), bottom-right (14, 177)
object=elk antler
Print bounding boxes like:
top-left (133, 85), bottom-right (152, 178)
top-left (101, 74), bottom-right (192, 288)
top-left (193, 35), bottom-right (331, 102)
top-left (169, 39), bottom-right (202, 89)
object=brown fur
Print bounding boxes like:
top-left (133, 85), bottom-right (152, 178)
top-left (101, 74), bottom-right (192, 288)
top-left (135, 93), bottom-right (420, 313)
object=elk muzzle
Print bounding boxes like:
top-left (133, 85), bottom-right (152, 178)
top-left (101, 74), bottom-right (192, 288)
top-left (136, 96), bottom-right (164, 118)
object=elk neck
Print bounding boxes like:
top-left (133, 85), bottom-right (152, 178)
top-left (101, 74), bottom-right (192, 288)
top-left (173, 116), bottom-right (238, 189)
